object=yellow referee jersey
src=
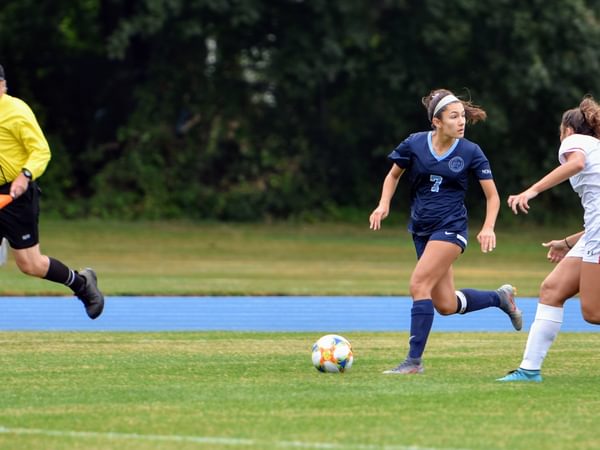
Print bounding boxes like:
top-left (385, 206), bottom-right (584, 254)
top-left (0, 93), bottom-right (51, 184)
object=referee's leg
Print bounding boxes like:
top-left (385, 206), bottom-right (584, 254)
top-left (12, 245), bottom-right (105, 319)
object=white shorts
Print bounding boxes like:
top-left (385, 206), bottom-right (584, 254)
top-left (568, 232), bottom-right (600, 264)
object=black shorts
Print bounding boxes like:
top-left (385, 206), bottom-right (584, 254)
top-left (0, 182), bottom-right (40, 249)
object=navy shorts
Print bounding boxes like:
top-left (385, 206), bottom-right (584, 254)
top-left (412, 228), bottom-right (468, 259)
top-left (0, 182), bottom-right (41, 249)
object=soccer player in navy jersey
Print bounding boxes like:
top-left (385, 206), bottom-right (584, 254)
top-left (369, 88), bottom-right (522, 374)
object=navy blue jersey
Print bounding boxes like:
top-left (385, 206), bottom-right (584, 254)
top-left (388, 131), bottom-right (493, 236)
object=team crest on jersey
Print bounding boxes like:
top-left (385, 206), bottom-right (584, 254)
top-left (448, 156), bottom-right (465, 172)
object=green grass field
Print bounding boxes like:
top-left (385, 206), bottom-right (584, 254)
top-left (0, 332), bottom-right (599, 450)
top-left (0, 219), bottom-right (577, 296)
top-left (0, 220), bottom-right (597, 450)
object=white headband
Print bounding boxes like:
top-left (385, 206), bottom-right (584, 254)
top-left (432, 94), bottom-right (460, 119)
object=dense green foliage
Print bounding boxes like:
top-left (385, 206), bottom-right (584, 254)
top-left (1, 0), bottom-right (600, 220)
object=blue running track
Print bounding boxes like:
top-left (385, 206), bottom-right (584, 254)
top-left (0, 296), bottom-right (597, 332)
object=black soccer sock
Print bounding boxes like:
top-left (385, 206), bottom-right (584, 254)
top-left (44, 257), bottom-right (85, 293)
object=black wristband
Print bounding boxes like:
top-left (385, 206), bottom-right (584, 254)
top-left (564, 238), bottom-right (572, 249)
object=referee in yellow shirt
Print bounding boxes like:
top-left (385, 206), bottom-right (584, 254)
top-left (0, 64), bottom-right (104, 319)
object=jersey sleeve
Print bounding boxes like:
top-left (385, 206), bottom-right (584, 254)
top-left (16, 105), bottom-right (51, 180)
top-left (558, 134), bottom-right (588, 165)
top-left (387, 135), bottom-right (413, 168)
top-left (470, 144), bottom-right (493, 180)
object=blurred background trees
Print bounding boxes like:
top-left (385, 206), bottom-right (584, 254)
top-left (1, 0), bottom-right (599, 222)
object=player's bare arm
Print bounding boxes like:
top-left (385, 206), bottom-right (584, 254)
top-left (507, 151), bottom-right (586, 215)
top-left (369, 165), bottom-right (404, 230)
top-left (477, 179), bottom-right (500, 253)
top-left (542, 230), bottom-right (585, 263)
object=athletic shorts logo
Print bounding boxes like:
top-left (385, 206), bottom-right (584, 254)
top-left (448, 157), bottom-right (465, 173)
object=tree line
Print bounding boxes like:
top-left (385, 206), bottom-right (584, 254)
top-left (1, 0), bottom-right (599, 222)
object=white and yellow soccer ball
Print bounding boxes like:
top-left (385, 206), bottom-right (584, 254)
top-left (311, 334), bottom-right (353, 373)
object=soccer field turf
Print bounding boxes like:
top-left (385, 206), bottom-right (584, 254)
top-left (0, 220), bottom-right (576, 297)
top-left (0, 331), bottom-right (598, 450)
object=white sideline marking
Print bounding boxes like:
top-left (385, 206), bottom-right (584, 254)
top-left (0, 425), bottom-right (469, 450)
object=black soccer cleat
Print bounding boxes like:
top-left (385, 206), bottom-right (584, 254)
top-left (76, 268), bottom-right (104, 319)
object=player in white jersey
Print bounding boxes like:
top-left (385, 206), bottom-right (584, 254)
top-left (498, 95), bottom-right (600, 382)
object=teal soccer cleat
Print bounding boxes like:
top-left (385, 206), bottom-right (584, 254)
top-left (496, 368), bottom-right (542, 382)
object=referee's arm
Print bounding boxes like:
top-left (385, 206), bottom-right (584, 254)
top-left (18, 115), bottom-right (51, 180)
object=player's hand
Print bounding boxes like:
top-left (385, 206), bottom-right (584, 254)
top-left (369, 205), bottom-right (389, 230)
top-left (542, 239), bottom-right (570, 263)
top-left (477, 227), bottom-right (496, 253)
top-left (507, 189), bottom-right (538, 214)
top-left (9, 173), bottom-right (29, 199)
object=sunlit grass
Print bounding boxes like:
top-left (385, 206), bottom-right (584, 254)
top-left (0, 331), bottom-right (598, 450)
top-left (0, 219), bottom-right (570, 296)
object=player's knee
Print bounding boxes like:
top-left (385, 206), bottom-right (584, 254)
top-left (539, 278), bottom-right (558, 303)
top-left (16, 263), bottom-right (36, 276)
top-left (434, 304), bottom-right (455, 316)
top-left (582, 311), bottom-right (600, 324)
top-left (409, 277), bottom-right (432, 300)
top-left (15, 259), bottom-right (43, 277)
top-left (408, 280), bottom-right (419, 298)
top-left (409, 285), bottom-right (429, 301)
top-left (582, 305), bottom-right (600, 324)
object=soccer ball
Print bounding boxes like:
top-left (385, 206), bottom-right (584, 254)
top-left (311, 334), bottom-right (353, 373)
